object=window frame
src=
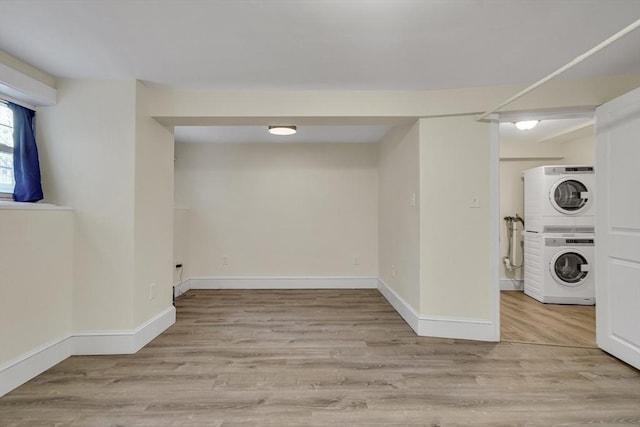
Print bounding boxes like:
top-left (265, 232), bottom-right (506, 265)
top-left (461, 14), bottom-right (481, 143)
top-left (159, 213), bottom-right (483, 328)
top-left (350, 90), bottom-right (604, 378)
top-left (0, 100), bottom-right (15, 199)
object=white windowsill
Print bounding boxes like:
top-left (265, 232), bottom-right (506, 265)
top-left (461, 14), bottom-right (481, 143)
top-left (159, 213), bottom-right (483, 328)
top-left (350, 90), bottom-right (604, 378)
top-left (0, 200), bottom-right (72, 211)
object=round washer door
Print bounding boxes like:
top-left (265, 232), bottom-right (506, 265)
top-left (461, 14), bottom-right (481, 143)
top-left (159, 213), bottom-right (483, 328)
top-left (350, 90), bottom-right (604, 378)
top-left (549, 178), bottom-right (591, 215)
top-left (549, 250), bottom-right (590, 287)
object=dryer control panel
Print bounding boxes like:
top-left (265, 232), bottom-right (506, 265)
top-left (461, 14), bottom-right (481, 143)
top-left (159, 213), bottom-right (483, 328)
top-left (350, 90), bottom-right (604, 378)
top-left (544, 166), bottom-right (594, 175)
top-left (545, 237), bottom-right (595, 247)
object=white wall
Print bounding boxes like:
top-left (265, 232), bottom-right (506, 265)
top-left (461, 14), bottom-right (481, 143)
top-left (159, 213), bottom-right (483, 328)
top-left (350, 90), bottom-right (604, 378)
top-left (173, 208), bottom-right (190, 285)
top-left (174, 142), bottom-right (378, 278)
top-left (0, 208), bottom-right (73, 365)
top-left (133, 81), bottom-right (175, 325)
top-left (419, 116), bottom-right (494, 320)
top-left (37, 79), bottom-right (175, 330)
top-left (37, 79), bottom-right (137, 331)
top-left (499, 129), bottom-right (595, 283)
top-left (0, 79), bottom-right (175, 396)
top-left (561, 131), bottom-right (595, 165)
top-left (378, 123), bottom-right (420, 308)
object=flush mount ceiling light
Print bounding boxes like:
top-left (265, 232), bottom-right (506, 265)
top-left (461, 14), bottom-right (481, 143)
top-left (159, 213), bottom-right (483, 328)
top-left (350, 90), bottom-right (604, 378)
top-left (268, 125), bottom-right (297, 136)
top-left (514, 120), bottom-right (540, 131)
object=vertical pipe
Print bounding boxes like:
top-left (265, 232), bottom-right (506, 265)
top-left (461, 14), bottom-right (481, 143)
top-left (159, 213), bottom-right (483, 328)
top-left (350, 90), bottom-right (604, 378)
top-left (510, 221), bottom-right (519, 265)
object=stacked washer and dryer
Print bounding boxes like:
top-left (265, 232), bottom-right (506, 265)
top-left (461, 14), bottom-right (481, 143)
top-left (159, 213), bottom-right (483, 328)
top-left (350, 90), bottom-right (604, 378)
top-left (523, 166), bottom-right (596, 305)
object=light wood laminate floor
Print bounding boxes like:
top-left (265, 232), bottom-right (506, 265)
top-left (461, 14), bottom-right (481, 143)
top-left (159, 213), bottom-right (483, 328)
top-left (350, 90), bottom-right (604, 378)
top-left (500, 291), bottom-right (596, 348)
top-left (1, 289), bottom-right (638, 426)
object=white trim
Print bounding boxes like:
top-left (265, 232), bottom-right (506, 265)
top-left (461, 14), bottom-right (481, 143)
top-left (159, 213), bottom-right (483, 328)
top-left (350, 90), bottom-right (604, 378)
top-left (188, 276), bottom-right (378, 289)
top-left (497, 107), bottom-right (595, 123)
top-left (0, 336), bottom-right (74, 397)
top-left (0, 62), bottom-right (57, 107)
top-left (0, 93), bottom-right (36, 111)
top-left (173, 279), bottom-right (191, 298)
top-left (0, 306), bottom-right (175, 397)
top-left (376, 278), bottom-right (420, 334)
top-left (132, 307), bottom-right (175, 352)
top-left (74, 306), bottom-right (175, 355)
top-left (377, 279), bottom-right (497, 342)
top-left (73, 331), bottom-right (137, 356)
top-left (0, 201), bottom-right (72, 211)
top-left (489, 116), bottom-right (501, 342)
top-left (418, 315), bottom-right (496, 341)
top-left (500, 279), bottom-right (524, 291)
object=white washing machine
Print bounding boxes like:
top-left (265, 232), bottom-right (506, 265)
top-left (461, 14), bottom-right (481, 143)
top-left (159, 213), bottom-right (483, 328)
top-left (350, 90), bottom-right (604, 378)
top-left (524, 232), bottom-right (595, 305)
top-left (523, 165), bottom-right (595, 233)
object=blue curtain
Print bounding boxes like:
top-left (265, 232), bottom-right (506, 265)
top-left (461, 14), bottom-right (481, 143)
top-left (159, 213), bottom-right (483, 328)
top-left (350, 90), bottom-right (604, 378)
top-left (8, 102), bottom-right (43, 202)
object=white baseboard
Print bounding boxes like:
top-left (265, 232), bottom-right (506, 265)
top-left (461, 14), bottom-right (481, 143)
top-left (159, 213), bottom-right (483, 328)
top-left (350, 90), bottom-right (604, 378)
top-left (376, 278), bottom-right (421, 334)
top-left (500, 279), bottom-right (524, 291)
top-left (0, 306), bottom-right (175, 397)
top-left (74, 306), bottom-right (176, 355)
top-left (173, 279), bottom-right (190, 298)
top-left (418, 314), bottom-right (496, 341)
top-left (377, 279), bottom-right (497, 342)
top-left (189, 276), bottom-right (378, 289)
top-left (0, 336), bottom-right (74, 397)
top-left (132, 306), bottom-right (175, 352)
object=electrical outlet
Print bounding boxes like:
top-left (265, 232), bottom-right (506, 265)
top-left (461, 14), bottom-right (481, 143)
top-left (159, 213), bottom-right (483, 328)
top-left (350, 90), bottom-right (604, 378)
top-left (149, 283), bottom-right (157, 300)
top-left (222, 256), bottom-right (228, 266)
top-left (391, 264), bottom-right (396, 278)
top-left (353, 256), bottom-right (360, 266)
top-left (470, 192), bottom-right (480, 208)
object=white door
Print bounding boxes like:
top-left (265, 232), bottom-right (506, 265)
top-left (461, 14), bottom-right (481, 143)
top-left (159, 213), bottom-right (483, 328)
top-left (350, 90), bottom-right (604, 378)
top-left (595, 87), bottom-right (640, 369)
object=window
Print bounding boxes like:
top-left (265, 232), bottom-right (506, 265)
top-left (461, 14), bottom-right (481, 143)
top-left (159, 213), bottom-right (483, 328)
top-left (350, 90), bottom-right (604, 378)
top-left (0, 101), bottom-right (14, 196)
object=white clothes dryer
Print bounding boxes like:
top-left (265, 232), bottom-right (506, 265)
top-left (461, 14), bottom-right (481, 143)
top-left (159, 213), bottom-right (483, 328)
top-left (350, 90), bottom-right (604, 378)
top-left (523, 165), bottom-right (595, 233)
top-left (524, 232), bottom-right (595, 305)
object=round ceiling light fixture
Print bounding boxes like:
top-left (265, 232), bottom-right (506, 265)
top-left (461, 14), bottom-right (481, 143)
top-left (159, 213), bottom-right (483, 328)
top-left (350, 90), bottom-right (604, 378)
top-left (268, 125), bottom-right (297, 136)
top-left (514, 120), bottom-right (540, 131)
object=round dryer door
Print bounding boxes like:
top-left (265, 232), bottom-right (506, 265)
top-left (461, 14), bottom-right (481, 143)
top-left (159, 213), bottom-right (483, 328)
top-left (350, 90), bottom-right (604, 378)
top-left (550, 179), bottom-right (591, 214)
top-left (550, 251), bottom-right (590, 287)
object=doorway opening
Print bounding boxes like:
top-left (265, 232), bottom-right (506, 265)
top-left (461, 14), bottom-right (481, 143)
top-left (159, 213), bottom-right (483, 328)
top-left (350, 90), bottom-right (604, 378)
top-left (497, 110), bottom-right (597, 348)
top-left (170, 121), bottom-right (394, 301)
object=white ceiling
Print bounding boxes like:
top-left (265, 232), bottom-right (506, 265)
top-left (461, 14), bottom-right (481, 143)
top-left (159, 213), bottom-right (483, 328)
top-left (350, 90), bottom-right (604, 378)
top-left (1, 0), bottom-right (638, 143)
top-left (1, 0), bottom-right (639, 91)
